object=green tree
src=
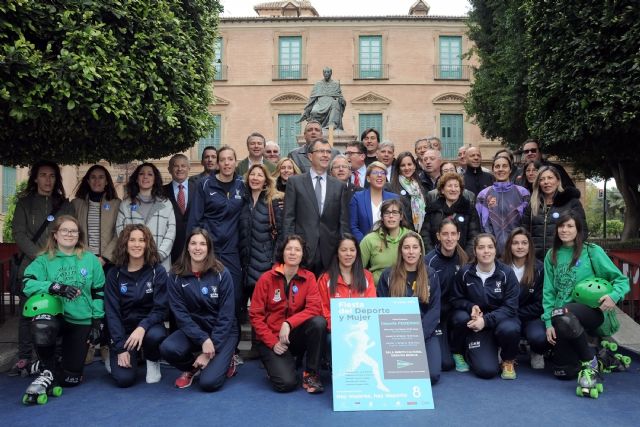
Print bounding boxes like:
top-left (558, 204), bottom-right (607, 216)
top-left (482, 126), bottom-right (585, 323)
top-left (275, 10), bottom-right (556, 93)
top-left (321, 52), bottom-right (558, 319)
top-left (0, 0), bottom-right (223, 166)
top-left (2, 180), bottom-right (27, 242)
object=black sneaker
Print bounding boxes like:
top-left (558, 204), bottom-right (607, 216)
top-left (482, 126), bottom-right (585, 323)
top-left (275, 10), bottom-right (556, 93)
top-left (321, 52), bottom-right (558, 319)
top-left (302, 370), bottom-right (324, 394)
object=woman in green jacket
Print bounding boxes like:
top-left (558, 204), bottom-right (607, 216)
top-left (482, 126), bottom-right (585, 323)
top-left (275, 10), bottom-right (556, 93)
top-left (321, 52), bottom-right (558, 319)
top-left (360, 199), bottom-right (411, 285)
top-left (22, 215), bottom-right (105, 397)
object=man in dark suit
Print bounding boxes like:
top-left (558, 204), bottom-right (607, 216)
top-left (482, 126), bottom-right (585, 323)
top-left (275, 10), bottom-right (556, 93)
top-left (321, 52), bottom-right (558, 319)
top-left (284, 138), bottom-right (349, 276)
top-left (164, 154), bottom-right (195, 263)
top-left (288, 120), bottom-right (340, 173)
top-left (236, 132), bottom-right (276, 176)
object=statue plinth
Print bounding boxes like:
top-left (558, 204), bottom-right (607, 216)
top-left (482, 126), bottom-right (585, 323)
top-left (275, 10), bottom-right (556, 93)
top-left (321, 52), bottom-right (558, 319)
top-left (296, 128), bottom-right (357, 151)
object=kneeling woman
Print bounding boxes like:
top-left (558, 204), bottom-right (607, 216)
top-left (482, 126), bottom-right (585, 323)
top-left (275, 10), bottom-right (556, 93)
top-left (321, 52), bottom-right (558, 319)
top-left (450, 233), bottom-right (520, 379)
top-left (22, 215), bottom-right (105, 397)
top-left (543, 212), bottom-right (629, 387)
top-left (250, 235), bottom-right (326, 394)
top-left (105, 224), bottom-right (169, 387)
top-left (378, 231), bottom-right (442, 384)
top-left (159, 228), bottom-right (238, 391)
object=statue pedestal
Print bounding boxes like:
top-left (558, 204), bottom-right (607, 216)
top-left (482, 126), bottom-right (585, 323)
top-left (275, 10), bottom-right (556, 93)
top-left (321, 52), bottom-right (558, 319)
top-left (296, 129), bottom-right (357, 152)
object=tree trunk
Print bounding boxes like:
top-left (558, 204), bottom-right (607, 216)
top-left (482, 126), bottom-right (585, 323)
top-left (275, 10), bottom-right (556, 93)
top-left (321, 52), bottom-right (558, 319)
top-left (609, 159), bottom-right (640, 241)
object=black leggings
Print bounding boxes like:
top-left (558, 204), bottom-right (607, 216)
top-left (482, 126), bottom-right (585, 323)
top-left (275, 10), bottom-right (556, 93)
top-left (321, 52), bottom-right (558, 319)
top-left (551, 303), bottom-right (604, 379)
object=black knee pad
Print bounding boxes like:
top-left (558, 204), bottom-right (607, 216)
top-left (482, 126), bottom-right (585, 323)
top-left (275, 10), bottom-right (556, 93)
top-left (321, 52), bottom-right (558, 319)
top-left (62, 369), bottom-right (84, 387)
top-left (30, 314), bottom-right (60, 346)
top-left (552, 311), bottom-right (584, 340)
top-left (552, 363), bottom-right (580, 380)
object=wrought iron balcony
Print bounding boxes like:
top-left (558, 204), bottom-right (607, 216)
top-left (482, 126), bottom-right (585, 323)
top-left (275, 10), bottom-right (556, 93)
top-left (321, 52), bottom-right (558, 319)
top-left (272, 64), bottom-right (308, 80)
top-left (433, 64), bottom-right (471, 80)
top-left (353, 64), bottom-right (389, 80)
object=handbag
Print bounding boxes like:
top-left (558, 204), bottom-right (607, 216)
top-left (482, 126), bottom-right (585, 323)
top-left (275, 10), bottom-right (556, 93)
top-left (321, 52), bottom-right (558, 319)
top-left (267, 200), bottom-right (278, 241)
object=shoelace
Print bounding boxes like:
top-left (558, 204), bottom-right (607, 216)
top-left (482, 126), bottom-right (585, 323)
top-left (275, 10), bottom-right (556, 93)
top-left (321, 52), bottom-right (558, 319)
top-left (33, 371), bottom-right (53, 387)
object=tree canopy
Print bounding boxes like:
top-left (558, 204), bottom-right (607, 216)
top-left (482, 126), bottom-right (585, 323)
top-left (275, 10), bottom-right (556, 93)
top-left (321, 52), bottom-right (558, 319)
top-left (466, 0), bottom-right (640, 239)
top-left (0, 0), bottom-right (223, 166)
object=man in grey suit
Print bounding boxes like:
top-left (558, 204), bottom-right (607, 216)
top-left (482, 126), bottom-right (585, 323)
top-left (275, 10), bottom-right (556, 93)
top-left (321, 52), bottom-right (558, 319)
top-left (284, 138), bottom-right (349, 277)
top-left (288, 120), bottom-right (339, 174)
top-left (163, 154), bottom-right (195, 263)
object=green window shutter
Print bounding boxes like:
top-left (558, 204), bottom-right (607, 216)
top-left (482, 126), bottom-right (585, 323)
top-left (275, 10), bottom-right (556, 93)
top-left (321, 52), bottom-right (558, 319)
top-left (213, 37), bottom-right (223, 80)
top-left (440, 114), bottom-right (463, 159)
top-left (2, 166), bottom-right (17, 213)
top-left (279, 36), bottom-right (301, 79)
top-left (358, 114), bottom-right (382, 139)
top-left (359, 36), bottom-right (382, 79)
top-left (439, 36), bottom-right (462, 79)
top-left (197, 114), bottom-right (222, 154)
top-left (278, 114), bottom-right (301, 155)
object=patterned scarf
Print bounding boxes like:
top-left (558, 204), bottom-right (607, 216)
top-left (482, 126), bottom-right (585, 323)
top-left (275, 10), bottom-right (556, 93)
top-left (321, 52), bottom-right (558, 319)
top-left (399, 176), bottom-right (425, 231)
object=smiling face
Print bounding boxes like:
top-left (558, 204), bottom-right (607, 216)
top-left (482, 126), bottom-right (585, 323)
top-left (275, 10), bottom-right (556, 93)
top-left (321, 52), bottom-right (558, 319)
top-left (265, 144), bottom-right (280, 163)
top-left (557, 219), bottom-right (578, 245)
top-left (137, 166), bottom-right (155, 192)
top-left (330, 157), bottom-right (351, 181)
top-left (399, 155), bottom-right (416, 178)
top-left (401, 236), bottom-right (422, 269)
top-left (217, 148), bottom-right (237, 179)
top-left (188, 233), bottom-right (209, 263)
top-left (437, 223), bottom-right (460, 254)
top-left (308, 141), bottom-right (332, 173)
top-left (247, 136), bottom-right (265, 159)
top-left (36, 166), bottom-right (56, 196)
top-left (304, 122), bottom-right (323, 144)
top-left (377, 145), bottom-right (394, 167)
top-left (525, 163), bottom-right (539, 184)
top-left (338, 239), bottom-right (357, 271)
top-left (538, 170), bottom-right (560, 196)
top-left (442, 178), bottom-right (461, 203)
top-left (283, 239), bottom-right (303, 268)
top-left (248, 167), bottom-right (266, 191)
top-left (170, 158), bottom-right (190, 183)
top-left (492, 157), bottom-right (512, 182)
top-left (415, 140), bottom-right (429, 160)
top-left (523, 141), bottom-right (542, 162)
top-left (127, 229), bottom-right (146, 261)
top-left (510, 233), bottom-right (530, 260)
top-left (202, 149), bottom-right (217, 173)
top-left (279, 159), bottom-right (295, 181)
top-left (54, 220), bottom-right (80, 251)
top-left (362, 131), bottom-right (379, 154)
top-left (474, 236), bottom-right (497, 266)
top-left (466, 147), bottom-right (482, 168)
top-left (88, 168), bottom-right (107, 193)
top-left (367, 166), bottom-right (387, 190)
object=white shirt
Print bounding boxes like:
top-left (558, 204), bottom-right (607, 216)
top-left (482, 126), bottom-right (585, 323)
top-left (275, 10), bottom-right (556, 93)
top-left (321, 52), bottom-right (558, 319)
top-left (309, 169), bottom-right (327, 212)
top-left (511, 264), bottom-right (525, 283)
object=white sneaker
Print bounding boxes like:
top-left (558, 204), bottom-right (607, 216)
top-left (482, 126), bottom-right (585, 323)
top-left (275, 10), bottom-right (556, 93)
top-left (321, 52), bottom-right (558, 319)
top-left (530, 352), bottom-right (545, 369)
top-left (146, 360), bottom-right (162, 383)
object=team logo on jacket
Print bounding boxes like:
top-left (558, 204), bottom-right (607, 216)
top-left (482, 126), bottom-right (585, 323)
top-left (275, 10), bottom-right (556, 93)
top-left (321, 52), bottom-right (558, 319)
top-left (234, 189), bottom-right (242, 200)
top-left (494, 281), bottom-right (502, 293)
top-left (468, 340), bottom-right (481, 349)
top-left (120, 284), bottom-right (128, 295)
top-left (80, 268), bottom-right (88, 277)
top-left (145, 282), bottom-right (153, 294)
top-left (273, 289), bottom-right (282, 302)
top-left (292, 285), bottom-right (298, 294)
top-left (210, 286), bottom-right (218, 299)
top-left (201, 287), bottom-right (209, 295)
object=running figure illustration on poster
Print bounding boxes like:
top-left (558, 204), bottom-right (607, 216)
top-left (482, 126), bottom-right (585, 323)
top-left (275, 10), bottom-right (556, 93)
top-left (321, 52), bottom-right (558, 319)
top-left (343, 321), bottom-right (389, 392)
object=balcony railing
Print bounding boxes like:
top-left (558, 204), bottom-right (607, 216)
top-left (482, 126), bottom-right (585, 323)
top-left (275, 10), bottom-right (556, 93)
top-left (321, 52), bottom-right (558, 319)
top-left (272, 64), bottom-right (308, 80)
top-left (213, 64), bottom-right (228, 81)
top-left (434, 64), bottom-right (471, 80)
top-left (353, 64), bottom-right (389, 80)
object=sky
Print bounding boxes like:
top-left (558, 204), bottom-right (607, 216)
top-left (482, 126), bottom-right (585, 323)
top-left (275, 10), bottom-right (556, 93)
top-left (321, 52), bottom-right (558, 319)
top-left (220, 0), bottom-right (471, 17)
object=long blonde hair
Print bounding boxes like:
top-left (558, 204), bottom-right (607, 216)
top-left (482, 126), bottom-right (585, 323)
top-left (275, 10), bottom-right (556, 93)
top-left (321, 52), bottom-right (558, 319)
top-left (43, 215), bottom-right (86, 259)
top-left (389, 231), bottom-right (430, 303)
top-left (245, 163), bottom-right (283, 205)
top-left (530, 166), bottom-right (564, 216)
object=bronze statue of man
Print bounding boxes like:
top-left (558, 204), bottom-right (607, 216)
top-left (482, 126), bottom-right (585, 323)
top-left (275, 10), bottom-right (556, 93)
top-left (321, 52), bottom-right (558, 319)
top-left (299, 67), bottom-right (346, 130)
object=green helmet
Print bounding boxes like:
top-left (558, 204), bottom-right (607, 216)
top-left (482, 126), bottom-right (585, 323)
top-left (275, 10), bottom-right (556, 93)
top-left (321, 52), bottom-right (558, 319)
top-left (572, 277), bottom-right (613, 308)
top-left (22, 293), bottom-right (63, 317)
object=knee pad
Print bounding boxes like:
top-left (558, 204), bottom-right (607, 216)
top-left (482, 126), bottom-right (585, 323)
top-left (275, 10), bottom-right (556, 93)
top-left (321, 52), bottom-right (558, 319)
top-left (552, 363), bottom-right (580, 380)
top-left (552, 311), bottom-right (584, 340)
top-left (30, 314), bottom-right (60, 346)
top-left (62, 369), bottom-right (84, 387)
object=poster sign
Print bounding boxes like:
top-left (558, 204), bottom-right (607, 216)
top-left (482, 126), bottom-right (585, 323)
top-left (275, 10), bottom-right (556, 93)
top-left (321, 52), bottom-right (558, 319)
top-left (330, 297), bottom-right (434, 411)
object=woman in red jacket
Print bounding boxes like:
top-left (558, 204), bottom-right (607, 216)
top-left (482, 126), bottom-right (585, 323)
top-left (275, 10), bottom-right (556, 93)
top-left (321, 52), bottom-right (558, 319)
top-left (249, 235), bottom-right (326, 394)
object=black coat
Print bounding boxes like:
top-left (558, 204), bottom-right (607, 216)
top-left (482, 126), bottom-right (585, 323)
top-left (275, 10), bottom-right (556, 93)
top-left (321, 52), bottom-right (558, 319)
top-left (420, 195), bottom-right (480, 256)
top-left (522, 187), bottom-right (588, 260)
top-left (239, 194), bottom-right (283, 289)
top-left (463, 166), bottom-right (493, 196)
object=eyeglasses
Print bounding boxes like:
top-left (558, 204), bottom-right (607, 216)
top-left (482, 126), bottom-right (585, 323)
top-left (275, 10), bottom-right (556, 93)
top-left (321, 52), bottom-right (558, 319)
top-left (369, 170), bottom-right (387, 177)
top-left (382, 210), bottom-right (401, 217)
top-left (523, 148), bottom-right (538, 154)
top-left (265, 150), bottom-right (279, 154)
top-left (332, 165), bottom-right (350, 170)
top-left (58, 228), bottom-right (79, 236)
top-left (311, 149), bottom-right (332, 155)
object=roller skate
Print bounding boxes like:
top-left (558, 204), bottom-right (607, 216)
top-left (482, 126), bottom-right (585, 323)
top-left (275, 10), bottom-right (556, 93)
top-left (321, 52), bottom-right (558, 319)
top-left (576, 360), bottom-right (603, 399)
top-left (598, 340), bottom-right (631, 373)
top-left (22, 369), bottom-right (62, 405)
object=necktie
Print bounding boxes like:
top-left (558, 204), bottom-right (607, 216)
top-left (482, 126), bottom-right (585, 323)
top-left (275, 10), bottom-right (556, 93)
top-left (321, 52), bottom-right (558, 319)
top-left (177, 184), bottom-right (186, 214)
top-left (353, 170), bottom-right (361, 187)
top-left (315, 176), bottom-right (323, 214)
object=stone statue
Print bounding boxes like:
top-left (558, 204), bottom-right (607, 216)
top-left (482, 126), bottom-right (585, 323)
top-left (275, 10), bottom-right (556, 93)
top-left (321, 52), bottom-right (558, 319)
top-left (299, 67), bottom-right (346, 130)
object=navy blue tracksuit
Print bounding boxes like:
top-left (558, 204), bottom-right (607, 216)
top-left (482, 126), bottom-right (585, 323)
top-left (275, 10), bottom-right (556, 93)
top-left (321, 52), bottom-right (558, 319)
top-left (378, 265), bottom-right (442, 384)
top-left (450, 261), bottom-right (520, 379)
top-left (105, 264), bottom-right (169, 387)
top-left (426, 246), bottom-right (463, 371)
top-left (160, 269), bottom-right (238, 392)
top-left (517, 260), bottom-right (548, 354)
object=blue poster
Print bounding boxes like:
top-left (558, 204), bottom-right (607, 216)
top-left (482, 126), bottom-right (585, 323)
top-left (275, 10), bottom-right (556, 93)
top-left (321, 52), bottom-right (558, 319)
top-left (330, 297), bottom-right (434, 411)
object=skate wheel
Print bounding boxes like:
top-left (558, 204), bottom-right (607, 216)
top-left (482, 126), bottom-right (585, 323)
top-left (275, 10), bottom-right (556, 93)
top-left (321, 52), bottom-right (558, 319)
top-left (52, 386), bottom-right (63, 397)
top-left (37, 394), bottom-right (48, 405)
top-left (589, 388), bottom-right (599, 399)
top-left (22, 394), bottom-right (30, 405)
top-left (597, 383), bottom-right (603, 393)
top-left (576, 387), bottom-right (583, 397)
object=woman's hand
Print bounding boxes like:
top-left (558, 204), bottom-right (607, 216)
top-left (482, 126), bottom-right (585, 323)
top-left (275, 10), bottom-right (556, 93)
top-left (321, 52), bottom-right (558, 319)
top-left (124, 327), bottom-right (146, 351)
top-left (202, 338), bottom-right (215, 359)
top-left (279, 322), bottom-right (291, 345)
top-left (193, 353), bottom-right (210, 370)
top-left (117, 351), bottom-right (131, 368)
top-left (470, 305), bottom-right (483, 320)
top-left (273, 342), bottom-right (288, 355)
top-left (599, 295), bottom-right (616, 312)
top-left (467, 316), bottom-right (485, 332)
top-left (546, 326), bottom-right (557, 345)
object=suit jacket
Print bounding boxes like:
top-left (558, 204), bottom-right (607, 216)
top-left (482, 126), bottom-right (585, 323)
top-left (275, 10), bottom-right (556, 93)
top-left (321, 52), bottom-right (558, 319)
top-left (163, 181), bottom-right (195, 263)
top-left (236, 158), bottom-right (276, 177)
top-left (349, 189), bottom-right (399, 243)
top-left (283, 172), bottom-right (349, 272)
top-left (288, 145), bottom-right (341, 174)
